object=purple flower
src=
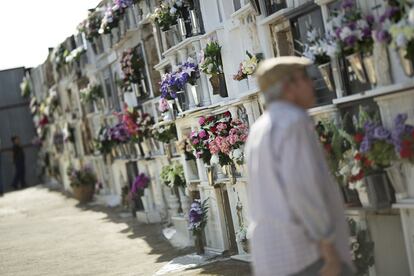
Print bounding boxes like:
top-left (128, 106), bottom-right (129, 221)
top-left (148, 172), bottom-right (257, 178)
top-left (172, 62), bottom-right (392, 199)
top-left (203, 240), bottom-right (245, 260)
top-left (395, 113), bottom-right (408, 126)
top-left (341, 0), bottom-right (355, 10)
top-left (362, 27), bottom-right (372, 39)
top-left (375, 29), bottom-right (391, 44)
top-left (360, 137), bottom-right (371, 153)
top-left (345, 35), bottom-right (357, 47)
top-left (373, 126), bottom-right (391, 140)
top-left (365, 14), bottom-right (375, 25)
top-left (364, 121), bottom-right (376, 137)
top-left (131, 173), bottom-right (150, 194)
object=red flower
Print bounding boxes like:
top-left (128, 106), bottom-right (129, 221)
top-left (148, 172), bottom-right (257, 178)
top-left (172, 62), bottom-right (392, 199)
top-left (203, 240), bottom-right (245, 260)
top-left (363, 158), bottom-right (372, 167)
top-left (354, 133), bottom-right (364, 144)
top-left (224, 111), bottom-right (231, 117)
top-left (354, 153), bottom-right (362, 161)
top-left (210, 126), bottom-right (217, 133)
top-left (324, 144), bottom-right (332, 153)
top-left (401, 147), bottom-right (412, 159)
top-left (207, 116), bottom-right (214, 122)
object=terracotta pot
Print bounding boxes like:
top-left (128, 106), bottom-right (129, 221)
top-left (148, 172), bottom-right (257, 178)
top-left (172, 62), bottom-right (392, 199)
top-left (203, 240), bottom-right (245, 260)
top-left (209, 75), bottom-right (220, 94)
top-left (72, 185), bottom-right (94, 203)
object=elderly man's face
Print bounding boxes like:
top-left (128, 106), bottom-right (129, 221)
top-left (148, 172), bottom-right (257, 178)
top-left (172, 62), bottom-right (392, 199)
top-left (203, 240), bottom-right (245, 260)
top-left (283, 69), bottom-right (315, 109)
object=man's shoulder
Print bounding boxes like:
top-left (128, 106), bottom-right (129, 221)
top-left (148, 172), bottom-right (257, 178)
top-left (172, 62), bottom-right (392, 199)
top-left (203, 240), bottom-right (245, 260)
top-left (267, 103), bottom-right (309, 130)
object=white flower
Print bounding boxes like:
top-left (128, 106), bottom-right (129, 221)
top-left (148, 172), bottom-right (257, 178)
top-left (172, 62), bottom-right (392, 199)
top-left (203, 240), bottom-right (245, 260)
top-left (396, 33), bottom-right (408, 48)
top-left (356, 19), bottom-right (368, 30)
top-left (170, 7), bottom-right (177, 14)
top-left (210, 154), bottom-right (219, 165)
top-left (207, 63), bottom-right (214, 73)
top-left (409, 8), bottom-right (414, 25)
top-left (307, 29), bottom-right (318, 43)
top-left (230, 148), bottom-right (243, 162)
top-left (339, 27), bottom-right (353, 40)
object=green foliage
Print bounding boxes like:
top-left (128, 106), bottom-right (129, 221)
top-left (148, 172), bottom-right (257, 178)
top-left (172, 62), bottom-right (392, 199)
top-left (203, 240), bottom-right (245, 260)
top-left (152, 124), bottom-right (177, 144)
top-left (366, 140), bottom-right (396, 169)
top-left (67, 165), bottom-right (97, 187)
top-left (160, 163), bottom-right (186, 188)
top-left (200, 41), bottom-right (223, 76)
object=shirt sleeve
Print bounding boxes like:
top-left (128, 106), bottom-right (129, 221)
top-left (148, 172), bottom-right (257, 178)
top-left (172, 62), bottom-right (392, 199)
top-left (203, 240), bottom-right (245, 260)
top-left (277, 117), bottom-right (335, 242)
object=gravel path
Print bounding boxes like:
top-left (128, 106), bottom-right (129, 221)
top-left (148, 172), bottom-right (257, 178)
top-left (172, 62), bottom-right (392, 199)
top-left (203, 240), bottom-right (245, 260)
top-left (0, 186), bottom-right (251, 276)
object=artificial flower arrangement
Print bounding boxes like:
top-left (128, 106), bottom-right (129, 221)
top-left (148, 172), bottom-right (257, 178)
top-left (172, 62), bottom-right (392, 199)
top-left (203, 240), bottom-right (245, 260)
top-left (390, 113), bottom-right (414, 163)
top-left (115, 105), bottom-right (154, 142)
top-left (80, 83), bottom-right (103, 104)
top-left (121, 48), bottom-right (145, 84)
top-left (150, 1), bottom-right (186, 31)
top-left (327, 0), bottom-right (375, 56)
top-left (99, 5), bottom-right (120, 34)
top-left (347, 218), bottom-right (375, 275)
top-left (180, 58), bottom-right (200, 86)
top-left (158, 98), bottom-right (170, 113)
top-left (199, 41), bottom-right (223, 76)
top-left (189, 112), bottom-right (249, 166)
top-left (78, 9), bottom-right (102, 42)
top-left (152, 124), bottom-right (177, 144)
top-left (20, 76), bottom-right (31, 98)
top-left (387, 1), bottom-right (414, 71)
top-left (233, 51), bottom-right (262, 81)
top-left (53, 44), bottom-right (69, 70)
top-left (302, 27), bottom-right (339, 65)
top-left (67, 164), bottom-right (97, 188)
top-left (160, 162), bottom-right (186, 188)
top-left (177, 138), bottom-right (196, 161)
top-left (188, 198), bottom-right (209, 235)
top-left (65, 46), bottom-right (86, 64)
top-left (95, 125), bottom-right (115, 154)
top-left (112, 0), bottom-right (134, 15)
top-left (130, 173), bottom-right (150, 196)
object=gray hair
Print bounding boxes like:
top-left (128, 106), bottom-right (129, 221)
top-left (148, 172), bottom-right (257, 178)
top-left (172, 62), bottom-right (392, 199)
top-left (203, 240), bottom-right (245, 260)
top-left (263, 82), bottom-right (283, 103)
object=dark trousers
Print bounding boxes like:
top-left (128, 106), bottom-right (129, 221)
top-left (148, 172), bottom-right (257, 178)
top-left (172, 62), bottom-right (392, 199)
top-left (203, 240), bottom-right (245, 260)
top-left (12, 164), bottom-right (26, 189)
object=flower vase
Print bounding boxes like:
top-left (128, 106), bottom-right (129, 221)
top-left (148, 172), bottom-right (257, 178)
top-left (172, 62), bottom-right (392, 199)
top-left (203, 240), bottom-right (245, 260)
top-left (362, 54), bottom-right (377, 86)
top-left (357, 173), bottom-right (392, 209)
top-left (346, 52), bottom-right (367, 84)
top-left (174, 97), bottom-right (183, 114)
top-left (119, 19), bottom-right (126, 37)
top-left (141, 139), bottom-right (151, 158)
top-left (177, 17), bottom-right (187, 41)
top-left (189, 84), bottom-right (200, 107)
top-left (318, 63), bottom-right (335, 92)
top-left (167, 193), bottom-right (180, 217)
top-left (209, 75), bottom-right (221, 95)
top-left (93, 101), bottom-right (99, 113)
top-left (194, 232), bottom-right (204, 255)
top-left (385, 163), bottom-right (408, 199)
top-left (165, 100), bottom-right (176, 121)
top-left (188, 160), bottom-right (198, 179)
top-left (164, 143), bottom-right (172, 158)
top-left (216, 165), bottom-right (226, 180)
top-left (403, 163), bottom-right (414, 198)
top-left (132, 83), bottom-right (140, 97)
top-left (247, 75), bottom-right (258, 91)
top-left (206, 166), bottom-right (214, 186)
top-left (398, 48), bottom-right (414, 77)
top-left (190, 10), bottom-right (200, 35)
top-left (226, 164), bottom-right (237, 185)
top-left (237, 78), bottom-right (249, 94)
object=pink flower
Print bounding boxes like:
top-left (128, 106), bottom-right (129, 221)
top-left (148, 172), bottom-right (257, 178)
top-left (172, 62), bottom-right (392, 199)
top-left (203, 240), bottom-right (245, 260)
top-left (192, 138), bottom-right (200, 145)
top-left (229, 128), bottom-right (238, 136)
top-left (219, 140), bottom-right (231, 154)
top-left (227, 134), bottom-right (239, 145)
top-left (240, 134), bottom-right (248, 142)
top-left (199, 130), bottom-right (207, 139)
top-left (217, 123), bottom-right (227, 132)
top-left (198, 116), bottom-right (206, 125)
top-left (209, 142), bottom-right (220, 155)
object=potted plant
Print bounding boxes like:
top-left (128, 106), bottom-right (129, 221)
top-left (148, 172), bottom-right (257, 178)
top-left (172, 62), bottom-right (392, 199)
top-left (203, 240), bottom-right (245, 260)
top-left (328, 0), bottom-right (376, 85)
top-left (188, 199), bottom-right (208, 255)
top-left (129, 173), bottom-right (150, 210)
top-left (99, 5), bottom-right (120, 35)
top-left (67, 164), bottom-right (97, 203)
top-left (150, 2), bottom-right (178, 32)
top-left (302, 27), bottom-right (338, 92)
top-left (199, 41), bottom-right (227, 97)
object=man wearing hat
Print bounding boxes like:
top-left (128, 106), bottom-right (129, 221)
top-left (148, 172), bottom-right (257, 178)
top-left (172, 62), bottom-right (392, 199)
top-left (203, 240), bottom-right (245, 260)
top-left (246, 57), bottom-right (352, 276)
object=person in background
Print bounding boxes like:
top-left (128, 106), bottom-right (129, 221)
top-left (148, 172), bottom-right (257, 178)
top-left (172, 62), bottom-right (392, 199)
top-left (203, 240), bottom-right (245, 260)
top-left (246, 57), bottom-right (353, 276)
top-left (11, 136), bottom-right (26, 190)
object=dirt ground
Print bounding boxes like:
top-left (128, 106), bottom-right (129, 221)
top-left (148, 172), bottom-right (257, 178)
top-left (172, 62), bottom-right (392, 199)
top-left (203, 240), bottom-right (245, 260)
top-left (0, 186), bottom-right (251, 276)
